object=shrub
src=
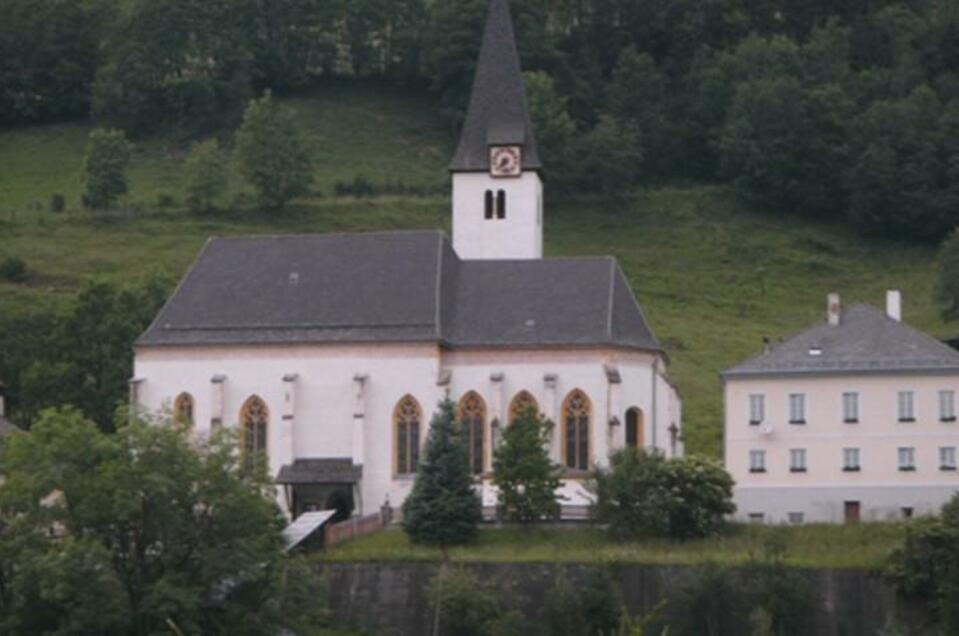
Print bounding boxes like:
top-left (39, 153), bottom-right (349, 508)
top-left (427, 566), bottom-right (501, 636)
top-left (492, 406), bottom-right (562, 523)
top-left (402, 398), bottom-right (482, 548)
top-left (50, 193), bottom-right (66, 213)
top-left (0, 257), bottom-right (28, 283)
top-left (82, 128), bottom-right (132, 210)
top-left (888, 494), bottom-right (959, 631)
top-left (590, 450), bottom-right (735, 540)
top-left (542, 571), bottom-right (622, 636)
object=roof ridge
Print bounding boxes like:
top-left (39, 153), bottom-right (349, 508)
top-left (207, 229), bottom-right (447, 242)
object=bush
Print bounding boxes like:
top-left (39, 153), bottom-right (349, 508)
top-left (334, 175), bottom-right (375, 197)
top-left (492, 406), bottom-right (562, 523)
top-left (0, 257), bottom-right (28, 283)
top-left (50, 193), bottom-right (66, 213)
top-left (590, 450), bottom-right (735, 540)
top-left (888, 494), bottom-right (959, 631)
top-left (82, 128), bottom-right (132, 210)
top-left (427, 566), bottom-right (501, 636)
top-left (542, 571), bottom-right (622, 636)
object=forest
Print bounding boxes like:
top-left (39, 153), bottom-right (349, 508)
top-left (3, 0), bottom-right (959, 240)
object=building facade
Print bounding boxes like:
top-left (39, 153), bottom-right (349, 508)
top-left (132, 0), bottom-right (682, 520)
top-left (724, 292), bottom-right (959, 523)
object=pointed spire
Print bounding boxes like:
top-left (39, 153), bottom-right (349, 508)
top-left (449, 0), bottom-right (541, 173)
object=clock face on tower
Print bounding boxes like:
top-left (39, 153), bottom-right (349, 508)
top-left (489, 145), bottom-right (522, 177)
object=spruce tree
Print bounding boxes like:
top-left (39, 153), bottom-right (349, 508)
top-left (402, 398), bottom-right (482, 547)
top-left (493, 406), bottom-right (561, 523)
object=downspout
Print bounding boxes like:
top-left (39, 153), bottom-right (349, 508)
top-left (651, 356), bottom-right (659, 449)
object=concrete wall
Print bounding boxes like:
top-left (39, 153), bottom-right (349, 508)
top-left (319, 562), bottom-right (922, 636)
top-left (452, 171), bottom-right (543, 260)
top-left (134, 344), bottom-right (680, 517)
top-left (726, 373), bottom-right (959, 522)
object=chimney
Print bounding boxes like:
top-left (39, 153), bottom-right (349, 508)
top-left (887, 290), bottom-right (902, 322)
top-left (827, 293), bottom-right (841, 326)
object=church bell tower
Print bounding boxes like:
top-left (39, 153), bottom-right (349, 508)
top-left (450, 0), bottom-right (544, 261)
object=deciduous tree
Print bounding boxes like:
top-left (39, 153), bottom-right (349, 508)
top-left (492, 406), bottom-right (561, 523)
top-left (82, 128), bottom-right (132, 209)
top-left (235, 91), bottom-right (314, 210)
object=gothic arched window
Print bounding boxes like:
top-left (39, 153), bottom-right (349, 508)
top-left (497, 190), bottom-right (507, 219)
top-left (173, 392), bottom-right (195, 427)
top-left (563, 389), bottom-right (591, 471)
top-left (240, 396), bottom-right (268, 464)
top-left (625, 407), bottom-right (644, 449)
top-left (509, 390), bottom-right (539, 424)
top-left (395, 395), bottom-right (422, 475)
top-left (457, 391), bottom-right (486, 474)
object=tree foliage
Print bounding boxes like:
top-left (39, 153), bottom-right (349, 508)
top-left (82, 128), bottom-right (132, 209)
top-left (402, 398), bottom-right (482, 548)
top-left (0, 408), bottom-right (330, 635)
top-left (590, 449), bottom-right (735, 540)
top-left (888, 494), bottom-right (959, 632)
top-left (492, 406), bottom-right (561, 523)
top-left (10, 277), bottom-right (170, 431)
top-left (235, 91), bottom-right (314, 211)
top-left (937, 228), bottom-right (959, 322)
top-left (185, 139), bottom-right (229, 214)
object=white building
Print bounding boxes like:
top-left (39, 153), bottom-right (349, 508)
top-left (724, 292), bottom-right (959, 524)
top-left (132, 0), bottom-right (682, 520)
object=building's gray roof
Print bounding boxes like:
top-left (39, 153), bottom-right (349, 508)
top-left (137, 230), bottom-right (662, 353)
top-left (276, 458), bottom-right (363, 485)
top-left (449, 0), bottom-right (542, 172)
top-left (724, 304), bottom-right (959, 378)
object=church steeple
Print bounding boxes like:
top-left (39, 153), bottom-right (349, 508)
top-left (450, 0), bottom-right (541, 173)
top-left (450, 0), bottom-right (544, 261)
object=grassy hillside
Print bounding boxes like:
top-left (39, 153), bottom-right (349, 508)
top-left (0, 83), bottom-right (948, 456)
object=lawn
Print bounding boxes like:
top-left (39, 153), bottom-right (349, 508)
top-left (0, 83), bottom-right (950, 455)
top-left (321, 524), bottom-right (906, 570)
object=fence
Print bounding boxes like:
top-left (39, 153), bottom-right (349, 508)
top-left (324, 505), bottom-right (398, 548)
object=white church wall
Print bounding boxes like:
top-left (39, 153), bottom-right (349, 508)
top-left (452, 172), bottom-right (543, 260)
top-left (134, 344), bottom-right (679, 518)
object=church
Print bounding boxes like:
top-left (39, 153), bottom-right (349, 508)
top-left (132, 0), bottom-right (682, 520)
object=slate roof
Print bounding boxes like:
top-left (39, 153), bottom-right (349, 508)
top-left (724, 304), bottom-right (959, 378)
top-left (276, 459), bottom-right (363, 485)
top-left (449, 0), bottom-right (542, 172)
top-left (137, 230), bottom-right (662, 353)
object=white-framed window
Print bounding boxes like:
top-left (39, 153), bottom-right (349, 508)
top-left (898, 447), bottom-right (916, 471)
top-left (788, 512), bottom-right (805, 524)
top-left (749, 450), bottom-right (766, 473)
top-left (842, 392), bottom-right (859, 423)
top-left (789, 448), bottom-right (807, 472)
top-left (789, 393), bottom-right (806, 424)
top-left (898, 391), bottom-right (915, 422)
top-left (940, 391), bottom-right (956, 422)
top-left (940, 447), bottom-right (957, 471)
top-left (843, 447), bottom-right (860, 471)
top-left (749, 394), bottom-right (765, 425)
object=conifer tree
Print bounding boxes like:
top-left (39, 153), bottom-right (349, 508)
top-left (493, 406), bottom-right (561, 523)
top-left (402, 398), bottom-right (482, 548)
